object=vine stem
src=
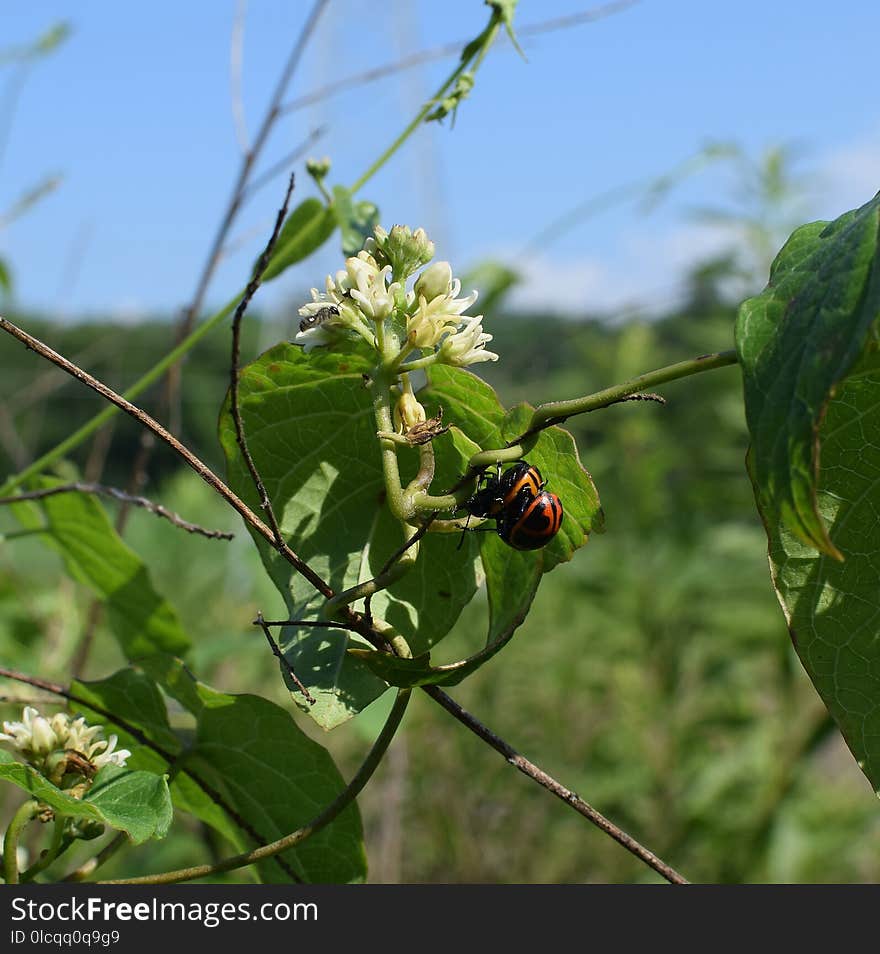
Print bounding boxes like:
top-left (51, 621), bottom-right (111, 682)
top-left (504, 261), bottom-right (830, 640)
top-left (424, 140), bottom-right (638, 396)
top-left (348, 11), bottom-right (502, 195)
top-left (413, 349), bottom-right (740, 511)
top-left (97, 689), bottom-right (412, 885)
top-left (479, 348), bottom-right (740, 468)
top-left (423, 686), bottom-right (689, 885)
top-left (3, 799), bottom-right (40, 884)
top-left (0, 482), bottom-right (234, 541)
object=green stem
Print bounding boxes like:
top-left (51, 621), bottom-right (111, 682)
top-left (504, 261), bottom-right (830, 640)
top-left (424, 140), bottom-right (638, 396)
top-left (20, 816), bottom-right (68, 882)
top-left (373, 370), bottom-right (409, 520)
top-left (530, 349), bottom-right (739, 429)
top-left (98, 688), bottom-right (412, 885)
top-left (467, 349), bottom-right (740, 472)
top-left (0, 292), bottom-right (239, 496)
top-left (3, 799), bottom-right (39, 884)
top-left (321, 543), bottom-right (418, 630)
top-left (348, 18), bottom-right (500, 195)
top-left (396, 352), bottom-right (439, 374)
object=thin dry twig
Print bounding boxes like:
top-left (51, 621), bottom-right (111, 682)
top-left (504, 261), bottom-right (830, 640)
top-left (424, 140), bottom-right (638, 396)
top-left (364, 513), bottom-right (438, 625)
top-left (0, 481), bottom-right (234, 540)
top-left (254, 611), bottom-right (316, 706)
top-left (175, 0), bottom-right (330, 349)
top-left (0, 313), bottom-right (332, 600)
top-left (229, 172), bottom-right (295, 547)
top-left (423, 684), bottom-right (689, 885)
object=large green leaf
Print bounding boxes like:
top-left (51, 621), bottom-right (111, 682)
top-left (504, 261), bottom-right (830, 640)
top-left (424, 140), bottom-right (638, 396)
top-left (74, 662), bottom-right (366, 881)
top-left (0, 751), bottom-right (171, 845)
top-left (10, 480), bottom-right (191, 658)
top-left (82, 765), bottom-right (173, 844)
top-left (178, 686), bottom-right (366, 883)
top-left (761, 372), bottom-right (880, 792)
top-left (219, 345), bottom-right (481, 729)
top-left (736, 192), bottom-right (880, 558)
top-left (70, 668), bottom-right (235, 843)
top-left (71, 669), bottom-right (181, 773)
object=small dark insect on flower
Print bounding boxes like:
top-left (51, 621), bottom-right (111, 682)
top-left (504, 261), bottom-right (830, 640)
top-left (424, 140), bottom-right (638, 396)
top-left (299, 304), bottom-right (340, 333)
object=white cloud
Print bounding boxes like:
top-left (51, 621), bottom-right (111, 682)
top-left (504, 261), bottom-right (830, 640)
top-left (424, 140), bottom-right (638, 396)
top-left (504, 221), bottom-right (734, 319)
top-left (815, 135), bottom-right (880, 216)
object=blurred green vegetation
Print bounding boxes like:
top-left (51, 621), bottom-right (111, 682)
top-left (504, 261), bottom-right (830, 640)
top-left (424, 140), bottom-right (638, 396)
top-left (1, 247), bottom-right (878, 884)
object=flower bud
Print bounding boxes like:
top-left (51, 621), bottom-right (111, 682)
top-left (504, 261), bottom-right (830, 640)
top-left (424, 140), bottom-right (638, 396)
top-left (394, 390), bottom-right (427, 433)
top-left (305, 156), bottom-right (331, 181)
top-left (371, 224), bottom-right (435, 280)
top-left (414, 261), bottom-right (453, 303)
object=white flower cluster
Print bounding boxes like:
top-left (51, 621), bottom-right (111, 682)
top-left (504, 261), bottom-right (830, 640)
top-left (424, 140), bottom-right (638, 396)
top-left (0, 706), bottom-right (131, 776)
top-left (294, 225), bottom-right (498, 369)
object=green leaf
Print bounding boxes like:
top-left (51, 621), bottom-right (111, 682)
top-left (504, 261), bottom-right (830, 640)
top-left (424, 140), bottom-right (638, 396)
top-left (1, 175), bottom-right (63, 228)
top-left (10, 480), bottom-right (191, 659)
top-left (34, 22), bottom-right (72, 56)
top-left (83, 765), bottom-right (173, 844)
top-left (71, 669), bottom-right (181, 772)
top-left (0, 752), bottom-right (171, 845)
top-left (0, 258), bottom-right (11, 295)
top-left (179, 686), bottom-right (366, 883)
top-left (421, 363), bottom-right (507, 450)
top-left (0, 21), bottom-right (71, 66)
top-left (736, 192), bottom-right (880, 558)
top-left (260, 198), bottom-right (337, 282)
top-left (331, 185), bottom-right (380, 256)
top-left (761, 372), bottom-right (880, 793)
top-left (219, 345), bottom-right (481, 729)
top-left (73, 661), bottom-right (366, 879)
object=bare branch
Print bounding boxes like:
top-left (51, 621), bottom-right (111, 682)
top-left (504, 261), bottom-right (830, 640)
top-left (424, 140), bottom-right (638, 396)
top-left (229, 173), bottom-right (295, 549)
top-left (0, 313), bottom-right (333, 600)
top-left (174, 0), bottom-right (330, 347)
top-left (254, 612), bottom-right (315, 705)
top-left (423, 685), bottom-right (689, 885)
top-left (0, 482), bottom-right (234, 541)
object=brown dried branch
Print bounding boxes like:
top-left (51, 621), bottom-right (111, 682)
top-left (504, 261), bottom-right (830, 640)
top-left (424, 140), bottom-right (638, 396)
top-left (423, 685), bottom-right (689, 885)
top-left (254, 612), bottom-right (316, 706)
top-left (0, 481), bottom-right (235, 540)
top-left (228, 172), bottom-right (295, 548)
top-left (0, 313), bottom-right (331, 600)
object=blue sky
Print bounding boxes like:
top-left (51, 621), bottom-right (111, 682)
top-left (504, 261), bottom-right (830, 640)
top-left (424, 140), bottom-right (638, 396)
top-left (1, 0), bottom-right (879, 324)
